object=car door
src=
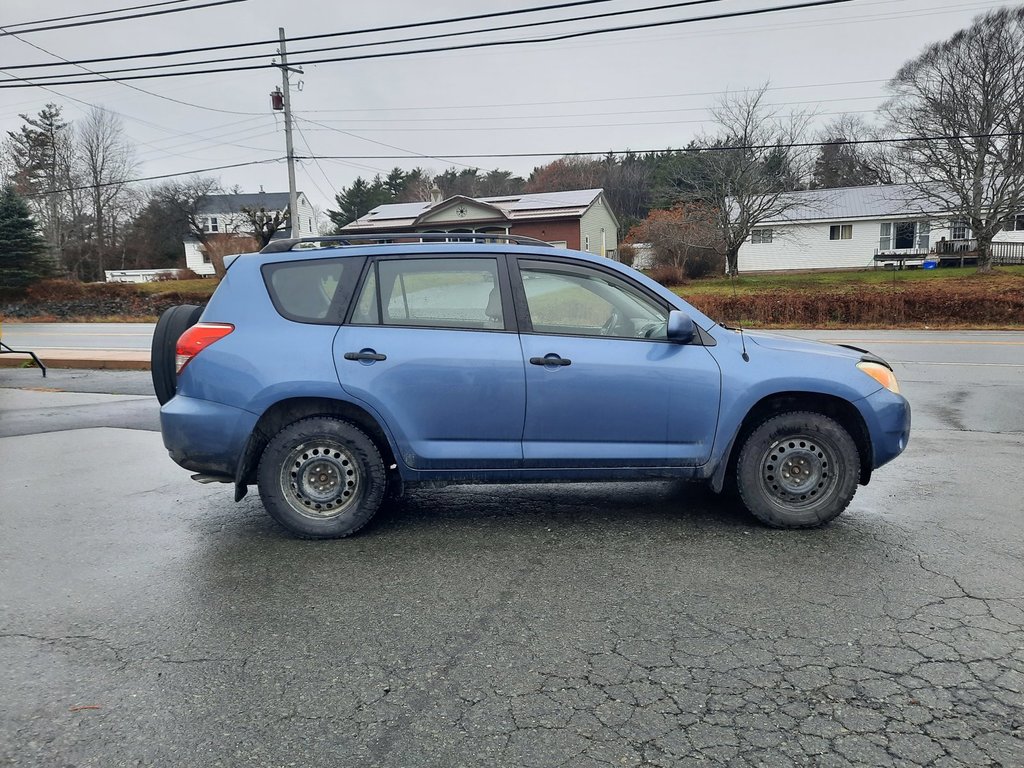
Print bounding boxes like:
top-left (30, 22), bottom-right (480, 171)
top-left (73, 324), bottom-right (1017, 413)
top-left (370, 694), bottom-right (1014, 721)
top-left (333, 255), bottom-right (525, 470)
top-left (512, 258), bottom-right (721, 467)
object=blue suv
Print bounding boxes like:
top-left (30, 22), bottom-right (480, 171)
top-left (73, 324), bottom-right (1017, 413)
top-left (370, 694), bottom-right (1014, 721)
top-left (152, 234), bottom-right (910, 538)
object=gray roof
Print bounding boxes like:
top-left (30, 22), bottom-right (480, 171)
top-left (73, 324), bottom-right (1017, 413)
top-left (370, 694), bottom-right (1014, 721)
top-left (198, 192), bottom-right (295, 214)
top-left (346, 188), bottom-right (606, 230)
top-left (763, 184), bottom-right (944, 223)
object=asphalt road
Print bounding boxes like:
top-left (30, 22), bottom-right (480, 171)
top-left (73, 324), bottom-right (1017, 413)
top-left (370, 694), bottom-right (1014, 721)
top-left (1, 332), bottom-right (1022, 767)
top-left (2, 322), bottom-right (155, 351)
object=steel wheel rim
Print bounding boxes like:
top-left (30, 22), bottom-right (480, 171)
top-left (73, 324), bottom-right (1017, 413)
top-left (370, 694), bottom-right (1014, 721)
top-left (280, 440), bottom-right (360, 520)
top-left (759, 433), bottom-right (839, 509)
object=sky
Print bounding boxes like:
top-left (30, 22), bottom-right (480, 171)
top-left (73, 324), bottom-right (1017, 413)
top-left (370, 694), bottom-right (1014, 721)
top-left (0, 0), bottom-right (1013, 216)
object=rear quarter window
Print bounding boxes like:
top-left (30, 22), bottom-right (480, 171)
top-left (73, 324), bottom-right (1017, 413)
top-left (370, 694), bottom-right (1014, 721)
top-left (262, 257), bottom-right (362, 323)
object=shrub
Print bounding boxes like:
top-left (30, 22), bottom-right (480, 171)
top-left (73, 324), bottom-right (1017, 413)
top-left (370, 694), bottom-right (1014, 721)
top-left (647, 264), bottom-right (687, 286)
top-left (627, 203), bottom-right (726, 281)
top-left (25, 279), bottom-right (86, 302)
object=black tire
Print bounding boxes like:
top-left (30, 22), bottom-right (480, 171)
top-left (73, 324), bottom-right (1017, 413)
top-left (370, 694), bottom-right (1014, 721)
top-left (151, 304), bottom-right (204, 405)
top-left (735, 411), bottom-right (860, 529)
top-left (257, 417), bottom-right (387, 539)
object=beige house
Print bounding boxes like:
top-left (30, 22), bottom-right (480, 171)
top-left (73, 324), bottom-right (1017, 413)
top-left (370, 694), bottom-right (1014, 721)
top-left (342, 188), bottom-right (620, 259)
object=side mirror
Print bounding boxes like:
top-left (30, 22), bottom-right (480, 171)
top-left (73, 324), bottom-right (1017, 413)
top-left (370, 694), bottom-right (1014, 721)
top-left (667, 310), bottom-right (695, 344)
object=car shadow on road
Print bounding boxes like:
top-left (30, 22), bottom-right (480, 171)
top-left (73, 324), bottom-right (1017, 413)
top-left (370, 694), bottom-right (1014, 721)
top-left (370, 479), bottom-right (754, 535)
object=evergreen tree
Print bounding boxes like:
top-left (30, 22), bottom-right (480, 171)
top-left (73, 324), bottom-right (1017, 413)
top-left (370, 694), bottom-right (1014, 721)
top-left (326, 176), bottom-right (393, 230)
top-left (0, 186), bottom-right (50, 289)
top-left (4, 104), bottom-right (73, 265)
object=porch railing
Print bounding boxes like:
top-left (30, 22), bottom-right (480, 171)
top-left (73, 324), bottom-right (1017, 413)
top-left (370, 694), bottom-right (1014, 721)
top-left (935, 238), bottom-right (977, 254)
top-left (993, 241), bottom-right (1024, 265)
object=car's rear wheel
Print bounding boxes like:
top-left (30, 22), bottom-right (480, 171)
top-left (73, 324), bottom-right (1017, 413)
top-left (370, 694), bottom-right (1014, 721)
top-left (736, 411), bottom-right (860, 528)
top-left (151, 304), bottom-right (204, 405)
top-left (257, 416), bottom-right (386, 539)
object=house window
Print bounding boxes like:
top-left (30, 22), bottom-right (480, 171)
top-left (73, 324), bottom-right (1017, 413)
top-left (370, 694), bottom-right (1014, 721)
top-left (881, 221), bottom-right (928, 250)
top-left (1011, 214), bottom-right (1024, 231)
top-left (209, 217), bottom-right (219, 233)
top-left (751, 229), bottom-right (773, 244)
top-left (584, 235), bottom-right (591, 251)
top-left (917, 221), bottom-right (930, 250)
top-left (951, 219), bottom-right (971, 240)
top-left (829, 224), bottom-right (853, 240)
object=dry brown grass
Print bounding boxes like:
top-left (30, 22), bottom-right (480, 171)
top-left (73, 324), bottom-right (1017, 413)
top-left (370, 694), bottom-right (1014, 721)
top-left (686, 271), bottom-right (1024, 328)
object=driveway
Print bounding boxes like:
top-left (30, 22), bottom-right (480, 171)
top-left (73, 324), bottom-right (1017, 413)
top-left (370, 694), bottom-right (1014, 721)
top-left (1, 331), bottom-right (1022, 767)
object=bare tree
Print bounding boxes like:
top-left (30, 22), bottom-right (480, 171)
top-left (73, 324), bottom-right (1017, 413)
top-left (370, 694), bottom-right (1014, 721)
top-left (885, 7), bottom-right (1024, 273)
top-left (676, 85), bottom-right (816, 275)
top-left (149, 176), bottom-right (226, 273)
top-left (77, 107), bottom-right (137, 277)
top-left (239, 205), bottom-right (290, 247)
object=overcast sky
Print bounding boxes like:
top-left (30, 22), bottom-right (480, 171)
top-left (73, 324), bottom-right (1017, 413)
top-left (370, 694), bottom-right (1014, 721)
top-left (1, 0), bottom-right (1013, 214)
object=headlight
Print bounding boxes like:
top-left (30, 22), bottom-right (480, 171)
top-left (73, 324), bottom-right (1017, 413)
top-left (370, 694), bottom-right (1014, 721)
top-left (857, 361), bottom-right (900, 394)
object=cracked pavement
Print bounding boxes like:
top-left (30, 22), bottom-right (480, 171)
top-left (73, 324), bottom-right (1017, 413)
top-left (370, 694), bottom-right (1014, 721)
top-left (2, 332), bottom-right (1023, 767)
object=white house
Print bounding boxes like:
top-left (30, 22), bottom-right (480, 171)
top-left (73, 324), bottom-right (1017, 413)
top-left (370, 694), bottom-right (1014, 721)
top-left (737, 184), bottom-right (1024, 272)
top-left (342, 188), bottom-right (619, 258)
top-left (184, 191), bottom-right (316, 275)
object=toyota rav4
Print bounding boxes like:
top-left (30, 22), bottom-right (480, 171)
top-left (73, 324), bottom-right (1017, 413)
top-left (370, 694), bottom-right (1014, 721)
top-left (152, 234), bottom-right (910, 538)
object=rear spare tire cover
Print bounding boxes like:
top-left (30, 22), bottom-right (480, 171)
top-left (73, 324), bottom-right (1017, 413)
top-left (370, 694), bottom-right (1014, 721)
top-left (151, 304), bottom-right (204, 405)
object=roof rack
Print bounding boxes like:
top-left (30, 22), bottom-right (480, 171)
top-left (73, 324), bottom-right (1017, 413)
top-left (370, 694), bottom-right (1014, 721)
top-left (260, 232), bottom-right (556, 253)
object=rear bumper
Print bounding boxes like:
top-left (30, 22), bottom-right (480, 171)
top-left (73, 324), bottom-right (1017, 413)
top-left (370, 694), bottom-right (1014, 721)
top-left (160, 394), bottom-right (258, 477)
top-left (859, 388), bottom-right (911, 469)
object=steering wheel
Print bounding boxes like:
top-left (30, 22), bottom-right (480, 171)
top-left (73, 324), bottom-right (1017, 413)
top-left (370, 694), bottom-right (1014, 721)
top-left (601, 309), bottom-right (624, 336)
top-left (639, 322), bottom-right (663, 339)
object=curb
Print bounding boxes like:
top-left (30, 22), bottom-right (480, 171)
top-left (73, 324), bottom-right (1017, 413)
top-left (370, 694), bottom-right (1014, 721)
top-left (0, 355), bottom-right (150, 372)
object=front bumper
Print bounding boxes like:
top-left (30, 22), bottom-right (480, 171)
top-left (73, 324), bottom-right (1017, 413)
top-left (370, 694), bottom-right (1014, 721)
top-left (859, 387), bottom-right (911, 469)
top-left (160, 394), bottom-right (258, 477)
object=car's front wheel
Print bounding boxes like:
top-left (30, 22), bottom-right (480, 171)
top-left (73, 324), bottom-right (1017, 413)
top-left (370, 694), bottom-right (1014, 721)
top-left (735, 411), bottom-right (860, 528)
top-left (257, 417), bottom-right (387, 538)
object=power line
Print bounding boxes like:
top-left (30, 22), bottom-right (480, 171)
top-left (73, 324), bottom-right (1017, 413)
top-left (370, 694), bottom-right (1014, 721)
top-left (301, 108), bottom-right (880, 134)
top-left (5, 0), bottom-right (732, 82)
top-left (299, 79), bottom-right (891, 115)
top-left (294, 115), bottom-right (481, 173)
top-left (0, 0), bottom-right (855, 88)
top-left (295, 131), bottom-right (1024, 161)
top-left (301, 95), bottom-right (885, 125)
top-left (293, 120), bottom-right (340, 202)
top-left (1, 0), bottom-right (251, 37)
top-left (24, 158), bottom-right (286, 198)
top-left (23, 131), bottom-right (1021, 199)
top-left (4, 0), bottom-right (200, 30)
top-left (0, 25), bottom-right (263, 116)
top-left (0, 0), bottom-right (618, 70)
top-left (0, 63), bottom-right (274, 164)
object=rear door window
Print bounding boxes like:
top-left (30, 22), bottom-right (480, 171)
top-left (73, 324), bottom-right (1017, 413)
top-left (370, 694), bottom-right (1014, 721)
top-left (262, 257), bottom-right (362, 323)
top-left (350, 257), bottom-right (505, 330)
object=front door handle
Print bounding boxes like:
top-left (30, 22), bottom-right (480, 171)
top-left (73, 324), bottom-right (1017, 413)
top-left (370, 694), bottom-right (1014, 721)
top-left (344, 351), bottom-right (387, 362)
top-left (530, 354), bottom-right (571, 367)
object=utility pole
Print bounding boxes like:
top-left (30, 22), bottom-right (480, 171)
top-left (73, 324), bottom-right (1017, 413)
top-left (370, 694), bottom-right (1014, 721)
top-left (275, 27), bottom-right (302, 237)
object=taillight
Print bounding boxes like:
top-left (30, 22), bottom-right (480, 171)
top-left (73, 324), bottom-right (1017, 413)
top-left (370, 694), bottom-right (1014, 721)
top-left (175, 323), bottom-right (234, 374)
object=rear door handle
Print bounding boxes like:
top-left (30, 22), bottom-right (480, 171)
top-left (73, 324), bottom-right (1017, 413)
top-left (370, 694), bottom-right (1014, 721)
top-left (530, 355), bottom-right (571, 367)
top-left (344, 351), bottom-right (387, 362)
